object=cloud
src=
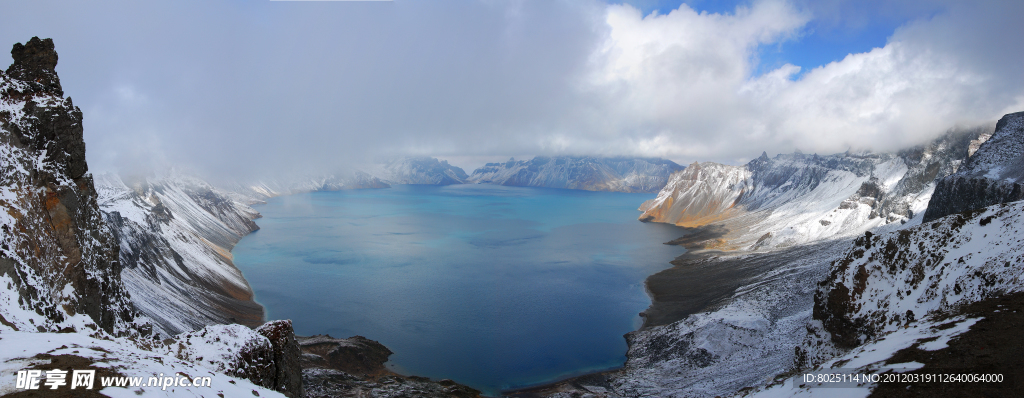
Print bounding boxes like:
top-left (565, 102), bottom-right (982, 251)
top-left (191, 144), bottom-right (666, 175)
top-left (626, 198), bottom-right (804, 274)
top-left (567, 0), bottom-right (1024, 163)
top-left (1, 0), bottom-right (1021, 176)
top-left (572, 0), bottom-right (810, 160)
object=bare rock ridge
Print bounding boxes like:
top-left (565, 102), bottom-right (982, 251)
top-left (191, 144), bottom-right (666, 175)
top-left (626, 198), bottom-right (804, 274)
top-left (0, 36), bottom-right (135, 335)
top-left (923, 111), bottom-right (1024, 222)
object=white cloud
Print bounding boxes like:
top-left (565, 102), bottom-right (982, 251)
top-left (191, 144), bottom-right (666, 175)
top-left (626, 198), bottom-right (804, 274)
top-left (574, 0), bottom-right (1024, 164)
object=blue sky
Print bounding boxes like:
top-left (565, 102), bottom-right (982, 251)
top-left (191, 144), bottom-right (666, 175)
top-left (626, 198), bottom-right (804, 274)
top-left (617, 0), bottom-right (932, 77)
top-left (1, 0), bottom-right (1021, 177)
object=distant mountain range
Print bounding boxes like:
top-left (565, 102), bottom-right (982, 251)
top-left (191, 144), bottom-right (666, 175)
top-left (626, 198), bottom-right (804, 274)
top-left (224, 155), bottom-right (685, 202)
top-left (468, 156), bottom-right (684, 193)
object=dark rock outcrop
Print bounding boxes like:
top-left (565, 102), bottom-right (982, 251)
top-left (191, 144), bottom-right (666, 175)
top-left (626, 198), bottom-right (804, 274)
top-left (256, 320), bottom-right (304, 397)
top-left (297, 334), bottom-right (394, 376)
top-left (0, 37), bottom-right (137, 335)
top-left (6, 36), bottom-right (62, 96)
top-left (923, 111), bottom-right (1024, 222)
top-left (173, 321), bottom-right (305, 397)
top-left (297, 334), bottom-right (481, 398)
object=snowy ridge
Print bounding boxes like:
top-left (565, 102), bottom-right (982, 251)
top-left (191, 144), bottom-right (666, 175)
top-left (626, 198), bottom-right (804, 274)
top-left (468, 156), bottom-right (684, 193)
top-left (957, 111), bottom-right (1024, 182)
top-left (739, 199), bottom-right (1024, 398)
top-left (96, 172), bottom-right (264, 338)
top-left (223, 157), bottom-right (466, 202)
top-left (639, 128), bottom-right (984, 250)
top-left (588, 197), bottom-right (1024, 398)
top-left (638, 162), bottom-right (751, 227)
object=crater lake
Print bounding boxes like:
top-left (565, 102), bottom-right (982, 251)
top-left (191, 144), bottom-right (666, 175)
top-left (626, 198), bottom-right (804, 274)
top-left (232, 184), bottom-right (686, 395)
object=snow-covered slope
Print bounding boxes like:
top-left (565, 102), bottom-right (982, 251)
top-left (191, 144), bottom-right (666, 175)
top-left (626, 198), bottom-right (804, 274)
top-left (469, 156), bottom-right (684, 193)
top-left (0, 325), bottom-right (294, 397)
top-left (639, 129), bottom-right (985, 250)
top-left (816, 190), bottom-right (1024, 349)
top-left (638, 162), bottom-right (751, 227)
top-left (96, 171), bottom-right (264, 338)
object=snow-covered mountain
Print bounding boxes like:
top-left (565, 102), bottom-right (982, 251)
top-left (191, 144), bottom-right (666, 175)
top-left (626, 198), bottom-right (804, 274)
top-left (638, 128), bottom-right (988, 250)
top-left (96, 171), bottom-right (265, 338)
top-left (468, 156), bottom-right (684, 193)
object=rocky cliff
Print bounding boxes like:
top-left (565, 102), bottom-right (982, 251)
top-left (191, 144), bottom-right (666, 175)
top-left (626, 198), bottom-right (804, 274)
top-left (0, 37), bottom-right (302, 397)
top-left (0, 36), bottom-right (137, 336)
top-left (923, 111), bottom-right (1023, 222)
top-left (814, 201), bottom-right (1024, 349)
top-left (469, 156), bottom-right (684, 193)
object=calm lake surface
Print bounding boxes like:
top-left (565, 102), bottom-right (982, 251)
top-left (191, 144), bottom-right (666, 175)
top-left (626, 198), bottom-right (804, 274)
top-left (232, 184), bottom-right (686, 394)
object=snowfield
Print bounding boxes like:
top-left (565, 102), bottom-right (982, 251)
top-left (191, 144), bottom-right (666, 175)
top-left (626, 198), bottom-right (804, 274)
top-left (0, 328), bottom-right (286, 397)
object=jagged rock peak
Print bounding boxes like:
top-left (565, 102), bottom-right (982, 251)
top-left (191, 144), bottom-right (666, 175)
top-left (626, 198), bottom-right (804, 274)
top-left (922, 110), bottom-right (1024, 222)
top-left (1, 37), bottom-right (136, 335)
top-left (7, 36), bottom-right (62, 96)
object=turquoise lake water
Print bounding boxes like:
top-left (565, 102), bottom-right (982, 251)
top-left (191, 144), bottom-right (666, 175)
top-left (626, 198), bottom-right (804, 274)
top-left (232, 184), bottom-right (686, 394)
